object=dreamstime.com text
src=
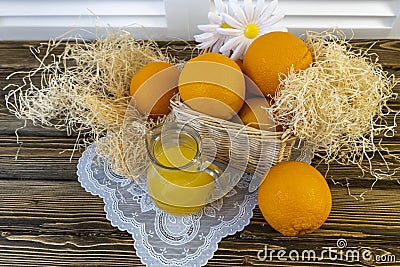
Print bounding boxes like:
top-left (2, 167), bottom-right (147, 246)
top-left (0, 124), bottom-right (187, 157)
top-left (257, 238), bottom-right (396, 263)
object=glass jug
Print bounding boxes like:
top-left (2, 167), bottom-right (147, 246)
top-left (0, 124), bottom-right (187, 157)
top-left (145, 122), bottom-right (225, 216)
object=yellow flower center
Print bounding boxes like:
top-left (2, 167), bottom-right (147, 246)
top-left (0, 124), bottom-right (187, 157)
top-left (221, 22), bottom-right (231, 28)
top-left (244, 24), bottom-right (259, 39)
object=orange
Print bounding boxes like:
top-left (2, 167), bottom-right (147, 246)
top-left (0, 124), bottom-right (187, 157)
top-left (238, 97), bottom-right (276, 131)
top-left (130, 62), bottom-right (179, 118)
top-left (235, 59), bottom-right (244, 71)
top-left (258, 161), bottom-right (332, 236)
top-left (244, 74), bottom-right (265, 98)
top-left (243, 32), bottom-right (313, 97)
top-left (178, 53), bottom-right (245, 120)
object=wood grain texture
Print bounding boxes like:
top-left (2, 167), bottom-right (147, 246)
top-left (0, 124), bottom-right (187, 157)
top-left (0, 40), bottom-right (400, 266)
top-left (0, 180), bottom-right (400, 266)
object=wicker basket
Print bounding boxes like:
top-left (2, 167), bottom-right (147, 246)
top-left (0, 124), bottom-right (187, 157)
top-left (170, 98), bottom-right (297, 178)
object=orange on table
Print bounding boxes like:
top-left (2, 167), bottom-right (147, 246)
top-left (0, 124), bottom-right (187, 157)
top-left (130, 61), bottom-right (179, 118)
top-left (238, 97), bottom-right (276, 131)
top-left (243, 32), bottom-right (313, 97)
top-left (178, 52), bottom-right (245, 120)
top-left (258, 161), bottom-right (332, 236)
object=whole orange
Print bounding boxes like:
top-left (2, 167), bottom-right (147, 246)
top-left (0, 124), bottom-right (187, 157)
top-left (130, 61), bottom-right (179, 118)
top-left (179, 53), bottom-right (245, 120)
top-left (235, 59), bottom-right (244, 71)
top-left (258, 161), bottom-right (332, 236)
top-left (238, 97), bottom-right (275, 131)
top-left (243, 32), bottom-right (313, 97)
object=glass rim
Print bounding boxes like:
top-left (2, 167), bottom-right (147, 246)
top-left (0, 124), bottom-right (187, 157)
top-left (146, 122), bottom-right (203, 171)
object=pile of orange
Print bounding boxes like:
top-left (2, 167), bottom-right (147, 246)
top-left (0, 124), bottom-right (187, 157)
top-left (129, 32), bottom-right (313, 129)
top-left (128, 32), bottom-right (332, 236)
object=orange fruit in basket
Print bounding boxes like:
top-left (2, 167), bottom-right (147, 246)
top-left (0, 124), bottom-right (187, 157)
top-left (258, 161), bottom-right (332, 236)
top-left (130, 61), bottom-right (179, 118)
top-left (243, 32), bottom-right (313, 97)
top-left (238, 97), bottom-right (276, 131)
top-left (235, 59), bottom-right (244, 71)
top-left (178, 52), bottom-right (245, 120)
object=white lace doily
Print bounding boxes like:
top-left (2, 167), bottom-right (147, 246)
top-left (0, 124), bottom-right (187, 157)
top-left (77, 141), bottom-right (312, 266)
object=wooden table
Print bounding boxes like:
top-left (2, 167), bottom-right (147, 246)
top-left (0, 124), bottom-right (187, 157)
top-left (0, 40), bottom-right (399, 266)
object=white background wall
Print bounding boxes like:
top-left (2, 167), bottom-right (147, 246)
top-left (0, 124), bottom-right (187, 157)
top-left (0, 0), bottom-right (399, 40)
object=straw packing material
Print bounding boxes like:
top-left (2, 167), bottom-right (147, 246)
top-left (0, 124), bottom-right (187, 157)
top-left (4, 32), bottom-right (177, 178)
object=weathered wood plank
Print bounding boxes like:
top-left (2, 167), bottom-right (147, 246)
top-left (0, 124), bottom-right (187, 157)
top-left (0, 134), bottom-right (398, 182)
top-left (350, 40), bottom-right (400, 68)
top-left (1, 39), bottom-right (400, 66)
top-left (0, 136), bottom-right (80, 180)
top-left (0, 41), bottom-right (196, 72)
top-left (0, 180), bottom-right (399, 266)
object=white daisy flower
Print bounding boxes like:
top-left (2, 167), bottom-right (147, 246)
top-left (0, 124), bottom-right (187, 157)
top-left (218, 0), bottom-right (287, 60)
top-left (194, 0), bottom-right (229, 55)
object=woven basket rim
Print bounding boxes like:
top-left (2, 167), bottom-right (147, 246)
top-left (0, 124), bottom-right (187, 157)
top-left (170, 95), bottom-right (294, 143)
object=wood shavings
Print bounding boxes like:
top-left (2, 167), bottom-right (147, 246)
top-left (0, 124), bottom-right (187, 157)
top-left (271, 30), bottom-right (399, 181)
top-left (4, 32), bottom-right (176, 178)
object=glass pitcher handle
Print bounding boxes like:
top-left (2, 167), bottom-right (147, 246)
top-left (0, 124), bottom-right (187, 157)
top-left (200, 161), bottom-right (230, 201)
top-left (201, 161), bottom-right (222, 179)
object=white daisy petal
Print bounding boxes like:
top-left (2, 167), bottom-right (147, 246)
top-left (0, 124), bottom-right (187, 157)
top-left (228, 0), bottom-right (237, 15)
top-left (260, 25), bottom-right (287, 34)
top-left (197, 42), bottom-right (212, 50)
top-left (193, 33), bottom-right (205, 42)
top-left (254, 0), bottom-right (266, 20)
top-left (222, 51), bottom-right (231, 57)
top-left (258, 26), bottom-right (272, 35)
top-left (230, 41), bottom-right (247, 61)
top-left (243, 0), bottom-right (254, 22)
top-left (265, 13), bottom-right (285, 26)
top-left (197, 38), bottom-right (217, 49)
top-left (208, 12), bottom-right (222, 24)
top-left (221, 13), bottom-right (243, 29)
top-left (258, 0), bottom-right (278, 24)
top-left (220, 36), bottom-right (242, 53)
top-left (217, 28), bottom-right (242, 36)
top-left (198, 24), bottom-right (219, 32)
top-left (194, 32), bottom-right (216, 43)
top-left (212, 39), bottom-right (224, 52)
top-left (243, 38), bottom-right (253, 54)
top-left (214, 0), bottom-right (226, 13)
top-left (230, 1), bottom-right (248, 25)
